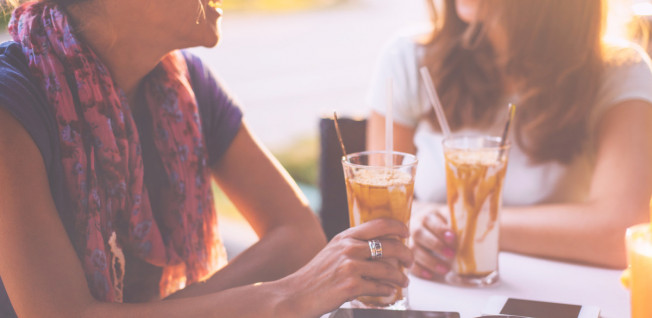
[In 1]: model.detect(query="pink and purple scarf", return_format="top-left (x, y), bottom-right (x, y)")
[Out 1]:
top-left (9, 1), bottom-right (227, 301)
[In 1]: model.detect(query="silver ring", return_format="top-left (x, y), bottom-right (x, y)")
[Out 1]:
top-left (368, 239), bottom-right (383, 260)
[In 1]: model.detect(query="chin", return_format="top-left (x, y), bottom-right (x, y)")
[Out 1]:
top-left (202, 31), bottom-right (221, 48)
top-left (199, 21), bottom-right (221, 48)
top-left (456, 9), bottom-right (476, 23)
top-left (197, 36), bottom-right (219, 48)
top-left (180, 24), bottom-right (220, 49)
top-left (455, 4), bottom-right (477, 23)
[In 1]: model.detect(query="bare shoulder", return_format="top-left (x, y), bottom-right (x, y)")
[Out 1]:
top-left (596, 99), bottom-right (652, 141)
top-left (601, 99), bottom-right (652, 120)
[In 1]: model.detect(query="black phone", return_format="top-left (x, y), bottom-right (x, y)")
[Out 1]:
top-left (482, 296), bottom-right (600, 318)
top-left (329, 308), bottom-right (460, 318)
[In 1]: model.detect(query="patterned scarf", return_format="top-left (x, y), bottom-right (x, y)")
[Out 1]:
top-left (9, 1), bottom-right (227, 301)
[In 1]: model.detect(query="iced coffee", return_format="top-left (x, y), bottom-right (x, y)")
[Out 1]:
top-left (442, 136), bottom-right (509, 286)
top-left (342, 151), bottom-right (418, 309)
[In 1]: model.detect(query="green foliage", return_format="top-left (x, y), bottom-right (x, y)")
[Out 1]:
top-left (272, 136), bottom-right (319, 186)
top-left (1, 9), bottom-right (11, 31)
top-left (214, 135), bottom-right (321, 220)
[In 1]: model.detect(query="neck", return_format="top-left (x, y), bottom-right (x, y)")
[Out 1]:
top-left (66, 3), bottom-right (172, 104)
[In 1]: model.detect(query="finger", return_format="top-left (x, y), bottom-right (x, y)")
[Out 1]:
top-left (337, 236), bottom-right (371, 259)
top-left (411, 226), bottom-right (455, 261)
top-left (350, 278), bottom-right (395, 299)
top-left (336, 236), bottom-right (412, 267)
top-left (360, 261), bottom-right (410, 288)
top-left (413, 244), bottom-right (451, 277)
top-left (421, 212), bottom-right (456, 247)
top-left (371, 238), bottom-right (414, 268)
top-left (434, 208), bottom-right (448, 223)
top-left (344, 218), bottom-right (409, 241)
top-left (411, 262), bottom-right (435, 281)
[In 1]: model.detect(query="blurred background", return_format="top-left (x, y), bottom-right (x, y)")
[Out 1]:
top-left (1, 0), bottom-right (651, 257)
top-left (190, 0), bottom-right (428, 256)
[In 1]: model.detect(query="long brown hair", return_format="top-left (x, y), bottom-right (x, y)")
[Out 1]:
top-left (423, 0), bottom-right (606, 164)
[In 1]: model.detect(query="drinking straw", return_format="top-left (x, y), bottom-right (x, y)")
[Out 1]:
top-left (419, 66), bottom-right (451, 137)
top-left (386, 78), bottom-right (394, 167)
top-left (332, 111), bottom-right (347, 157)
top-left (498, 103), bottom-right (516, 159)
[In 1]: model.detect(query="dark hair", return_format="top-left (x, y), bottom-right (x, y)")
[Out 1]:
top-left (422, 0), bottom-right (605, 164)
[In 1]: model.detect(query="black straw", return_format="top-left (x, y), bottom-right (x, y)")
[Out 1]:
top-left (333, 112), bottom-right (347, 157)
top-left (498, 103), bottom-right (516, 159)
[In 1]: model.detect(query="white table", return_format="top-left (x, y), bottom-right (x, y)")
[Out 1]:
top-left (327, 252), bottom-right (630, 318)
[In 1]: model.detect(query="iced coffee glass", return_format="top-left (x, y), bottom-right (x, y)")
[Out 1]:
top-left (342, 151), bottom-right (418, 310)
top-left (624, 223), bottom-right (652, 318)
top-left (442, 135), bottom-right (510, 287)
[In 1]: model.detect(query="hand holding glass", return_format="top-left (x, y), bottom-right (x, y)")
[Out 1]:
top-left (343, 151), bottom-right (418, 309)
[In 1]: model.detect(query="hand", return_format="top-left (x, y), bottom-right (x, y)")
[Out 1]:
top-left (410, 201), bottom-right (457, 281)
top-left (278, 218), bottom-right (414, 317)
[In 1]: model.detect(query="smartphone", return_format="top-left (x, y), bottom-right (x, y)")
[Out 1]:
top-left (482, 296), bottom-right (600, 318)
top-left (329, 308), bottom-right (460, 318)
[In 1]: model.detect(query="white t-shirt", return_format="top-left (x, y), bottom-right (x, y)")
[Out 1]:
top-left (367, 32), bottom-right (652, 206)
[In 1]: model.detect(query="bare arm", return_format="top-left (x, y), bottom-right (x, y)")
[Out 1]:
top-left (500, 100), bottom-right (652, 268)
top-left (366, 110), bottom-right (417, 154)
top-left (0, 108), bottom-right (412, 318)
top-left (168, 121), bottom-right (327, 298)
top-left (0, 108), bottom-right (293, 317)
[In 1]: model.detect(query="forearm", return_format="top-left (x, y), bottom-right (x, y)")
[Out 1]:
top-left (500, 202), bottom-right (646, 268)
top-left (168, 214), bottom-right (326, 299)
top-left (224, 220), bottom-right (326, 283)
top-left (82, 281), bottom-right (296, 318)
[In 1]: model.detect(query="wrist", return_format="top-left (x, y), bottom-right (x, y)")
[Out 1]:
top-left (266, 278), bottom-right (305, 318)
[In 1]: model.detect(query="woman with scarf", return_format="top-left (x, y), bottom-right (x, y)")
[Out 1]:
top-left (366, 0), bottom-right (652, 280)
top-left (0, 0), bottom-right (413, 317)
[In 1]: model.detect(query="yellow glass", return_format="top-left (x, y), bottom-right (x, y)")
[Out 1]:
top-left (342, 151), bottom-right (418, 310)
top-left (625, 223), bottom-right (652, 318)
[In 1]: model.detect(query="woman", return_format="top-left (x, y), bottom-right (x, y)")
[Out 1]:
top-left (367, 0), bottom-right (652, 281)
top-left (0, 0), bottom-right (412, 317)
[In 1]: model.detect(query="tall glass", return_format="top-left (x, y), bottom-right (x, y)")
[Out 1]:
top-left (625, 223), bottom-right (652, 318)
top-left (442, 136), bottom-right (510, 287)
top-left (342, 151), bottom-right (418, 310)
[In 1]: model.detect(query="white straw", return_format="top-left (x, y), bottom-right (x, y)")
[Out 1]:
top-left (419, 66), bottom-right (451, 137)
top-left (385, 78), bottom-right (393, 167)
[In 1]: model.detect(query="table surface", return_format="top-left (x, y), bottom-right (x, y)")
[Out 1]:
top-left (326, 252), bottom-right (629, 318)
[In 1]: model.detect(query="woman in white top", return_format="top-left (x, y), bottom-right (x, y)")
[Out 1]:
top-left (367, 0), bottom-right (652, 280)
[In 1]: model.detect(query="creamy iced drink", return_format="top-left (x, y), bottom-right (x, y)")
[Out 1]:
top-left (443, 136), bottom-right (509, 286)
